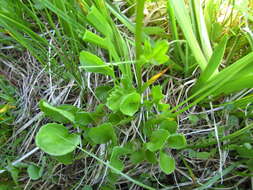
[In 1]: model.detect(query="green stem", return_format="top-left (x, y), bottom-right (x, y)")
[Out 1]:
top-left (186, 123), bottom-right (253, 149)
top-left (77, 147), bottom-right (155, 190)
top-left (135, 0), bottom-right (145, 91)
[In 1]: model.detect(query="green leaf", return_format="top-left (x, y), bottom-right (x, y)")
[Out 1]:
top-left (167, 133), bottom-right (187, 149)
top-left (146, 129), bottom-right (170, 152)
top-left (159, 119), bottom-right (178, 134)
top-left (7, 164), bottom-right (19, 185)
top-left (188, 149), bottom-right (212, 159)
top-left (35, 123), bottom-right (80, 156)
top-left (150, 40), bottom-right (169, 65)
top-left (157, 103), bottom-right (170, 112)
top-left (83, 30), bottom-right (108, 49)
top-left (53, 152), bottom-right (74, 165)
top-left (86, 6), bottom-right (112, 37)
top-left (120, 92), bottom-right (141, 116)
top-left (88, 123), bottom-right (117, 145)
top-left (234, 143), bottom-right (253, 158)
top-left (79, 51), bottom-right (114, 77)
top-left (27, 164), bottom-right (42, 180)
top-left (130, 149), bottom-right (146, 164)
top-left (95, 85), bottom-right (112, 102)
top-left (151, 85), bottom-right (164, 103)
top-left (188, 115), bottom-right (199, 125)
top-left (75, 112), bottom-right (93, 126)
top-left (199, 36), bottom-right (228, 82)
top-left (39, 100), bottom-right (75, 124)
top-left (142, 40), bottom-right (169, 65)
top-left (169, 0), bottom-right (208, 70)
top-left (145, 150), bottom-right (157, 164)
top-left (246, 159), bottom-right (253, 172)
top-left (227, 115), bottom-right (239, 127)
top-left (110, 146), bottom-right (131, 172)
top-left (159, 151), bottom-right (175, 174)
top-left (106, 86), bottom-right (125, 112)
top-left (192, 0), bottom-right (213, 60)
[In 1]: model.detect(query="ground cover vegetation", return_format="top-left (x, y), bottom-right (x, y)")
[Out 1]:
top-left (0, 0), bottom-right (253, 189)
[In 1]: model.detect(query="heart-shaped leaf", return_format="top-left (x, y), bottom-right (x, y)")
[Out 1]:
top-left (35, 123), bottom-right (80, 156)
top-left (39, 101), bottom-right (75, 124)
top-left (167, 133), bottom-right (187, 149)
top-left (120, 92), bottom-right (141, 116)
top-left (159, 151), bottom-right (175, 174)
top-left (80, 51), bottom-right (114, 77)
top-left (146, 129), bottom-right (170, 152)
top-left (88, 123), bottom-right (117, 145)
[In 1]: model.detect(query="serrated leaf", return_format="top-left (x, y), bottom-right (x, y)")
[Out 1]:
top-left (146, 129), bottom-right (170, 152)
top-left (159, 151), bottom-right (175, 174)
top-left (167, 133), bottom-right (187, 149)
top-left (143, 40), bottom-right (169, 65)
top-left (106, 86), bottom-right (125, 112)
top-left (35, 123), bottom-right (80, 156)
top-left (88, 123), bottom-right (117, 145)
top-left (39, 100), bottom-right (75, 124)
top-left (150, 40), bottom-right (169, 65)
top-left (120, 92), bottom-right (141, 116)
top-left (80, 51), bottom-right (114, 77)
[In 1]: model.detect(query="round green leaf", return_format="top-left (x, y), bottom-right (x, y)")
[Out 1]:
top-left (167, 133), bottom-right (187, 149)
top-left (35, 123), bottom-right (80, 156)
top-left (159, 151), bottom-right (175, 175)
top-left (27, 164), bottom-right (42, 180)
top-left (120, 92), bottom-right (141, 116)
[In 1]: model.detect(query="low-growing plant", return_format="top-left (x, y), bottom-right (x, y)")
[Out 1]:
top-left (1, 0), bottom-right (252, 189)
top-left (32, 0), bottom-right (253, 189)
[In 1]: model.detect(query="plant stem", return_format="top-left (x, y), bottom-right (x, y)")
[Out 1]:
top-left (77, 147), bottom-right (155, 190)
top-left (135, 0), bottom-right (145, 91)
